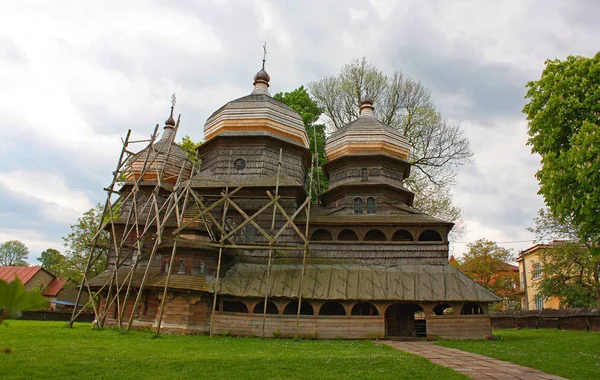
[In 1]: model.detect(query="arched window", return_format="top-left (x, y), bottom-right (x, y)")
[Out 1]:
top-left (283, 301), bottom-right (314, 315)
top-left (222, 300), bottom-right (248, 313)
top-left (338, 229), bottom-right (359, 241)
top-left (162, 259), bottom-right (169, 274)
top-left (353, 197), bottom-right (363, 214)
top-left (432, 303), bottom-right (453, 315)
top-left (319, 302), bottom-right (346, 315)
top-left (364, 229), bottom-right (387, 241)
top-left (367, 197), bottom-right (376, 214)
top-left (200, 261), bottom-right (207, 275)
top-left (253, 301), bottom-right (279, 314)
top-left (310, 229), bottom-right (333, 241)
top-left (177, 259), bottom-right (186, 274)
top-left (351, 303), bottom-right (379, 316)
top-left (392, 230), bottom-right (414, 242)
top-left (418, 229), bottom-right (443, 242)
top-left (361, 168), bottom-right (368, 180)
top-left (461, 302), bottom-right (484, 315)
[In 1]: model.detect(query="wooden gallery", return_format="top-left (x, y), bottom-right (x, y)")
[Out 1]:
top-left (86, 63), bottom-right (500, 340)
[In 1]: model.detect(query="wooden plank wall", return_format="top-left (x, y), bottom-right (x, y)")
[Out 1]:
top-left (426, 315), bottom-right (492, 339)
top-left (212, 313), bottom-right (384, 339)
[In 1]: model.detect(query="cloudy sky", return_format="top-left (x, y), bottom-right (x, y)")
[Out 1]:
top-left (1, 0), bottom-right (598, 264)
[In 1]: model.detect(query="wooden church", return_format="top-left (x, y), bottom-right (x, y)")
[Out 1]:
top-left (88, 61), bottom-right (500, 340)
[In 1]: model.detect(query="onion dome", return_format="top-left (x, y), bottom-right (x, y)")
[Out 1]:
top-left (165, 106), bottom-right (176, 127)
top-left (325, 95), bottom-right (411, 162)
top-left (203, 67), bottom-right (309, 148)
top-left (124, 105), bottom-right (193, 185)
top-left (253, 68), bottom-right (270, 85)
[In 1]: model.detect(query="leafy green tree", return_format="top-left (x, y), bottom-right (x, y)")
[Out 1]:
top-left (179, 135), bottom-right (203, 165)
top-left (523, 53), bottom-right (600, 250)
top-left (60, 204), bottom-right (109, 285)
top-left (37, 249), bottom-right (66, 275)
top-left (528, 208), bottom-right (600, 306)
top-left (457, 239), bottom-right (520, 310)
top-left (0, 240), bottom-right (29, 266)
top-left (273, 86), bottom-right (328, 195)
top-left (308, 58), bottom-right (471, 231)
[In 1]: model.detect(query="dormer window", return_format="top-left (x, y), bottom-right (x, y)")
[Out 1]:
top-left (361, 168), bottom-right (368, 181)
top-left (178, 259), bottom-right (186, 274)
top-left (367, 197), bottom-right (376, 214)
top-left (353, 197), bottom-right (363, 214)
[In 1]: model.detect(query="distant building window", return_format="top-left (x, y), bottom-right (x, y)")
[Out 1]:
top-left (361, 168), bottom-right (368, 180)
top-left (532, 263), bottom-right (542, 280)
top-left (367, 197), bottom-right (376, 214)
top-left (178, 259), bottom-right (186, 274)
top-left (200, 261), bottom-right (207, 275)
top-left (234, 158), bottom-right (246, 170)
top-left (535, 294), bottom-right (544, 310)
top-left (162, 259), bottom-right (170, 274)
top-left (353, 197), bottom-right (363, 214)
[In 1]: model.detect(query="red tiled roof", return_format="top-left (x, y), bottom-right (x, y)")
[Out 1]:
top-left (0, 266), bottom-right (44, 284)
top-left (43, 277), bottom-right (68, 296)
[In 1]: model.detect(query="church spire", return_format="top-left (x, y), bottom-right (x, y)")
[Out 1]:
top-left (252, 43), bottom-right (270, 95)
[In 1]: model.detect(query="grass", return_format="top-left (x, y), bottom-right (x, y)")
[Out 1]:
top-left (437, 329), bottom-right (600, 380)
top-left (0, 321), bottom-right (465, 380)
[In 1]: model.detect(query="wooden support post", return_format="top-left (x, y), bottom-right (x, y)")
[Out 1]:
top-left (262, 148), bottom-right (282, 338)
top-left (209, 150), bottom-right (232, 336)
top-left (70, 128), bottom-right (135, 327)
top-left (295, 154), bottom-right (315, 339)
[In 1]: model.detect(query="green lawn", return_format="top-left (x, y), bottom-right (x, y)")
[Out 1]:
top-left (437, 329), bottom-right (600, 380)
top-left (0, 321), bottom-right (464, 380)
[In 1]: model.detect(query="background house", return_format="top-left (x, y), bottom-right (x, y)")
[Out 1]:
top-left (517, 244), bottom-right (560, 310)
top-left (0, 266), bottom-right (88, 310)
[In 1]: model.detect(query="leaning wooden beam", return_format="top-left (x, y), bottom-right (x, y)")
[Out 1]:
top-left (187, 189), bottom-right (236, 246)
top-left (270, 195), bottom-right (311, 242)
top-left (262, 148), bottom-right (283, 338)
top-left (173, 186), bottom-right (244, 235)
top-left (70, 129), bottom-right (135, 327)
top-left (125, 237), bottom-right (161, 332)
top-left (155, 240), bottom-right (178, 336)
top-left (218, 196), bottom-right (279, 244)
top-left (155, 150), bottom-right (192, 336)
top-left (267, 192), bottom-right (309, 245)
top-left (225, 197), bottom-right (275, 245)
top-left (295, 154), bottom-right (315, 339)
top-left (209, 151), bottom-right (232, 336)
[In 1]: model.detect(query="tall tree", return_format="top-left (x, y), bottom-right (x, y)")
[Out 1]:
top-left (61, 204), bottom-right (109, 284)
top-left (457, 239), bottom-right (520, 310)
top-left (0, 240), bottom-right (29, 266)
top-left (179, 135), bottom-right (203, 165)
top-left (523, 53), bottom-right (600, 250)
top-left (37, 248), bottom-right (67, 277)
top-left (528, 209), bottom-right (600, 306)
top-left (309, 58), bottom-right (472, 229)
top-left (273, 86), bottom-right (328, 194)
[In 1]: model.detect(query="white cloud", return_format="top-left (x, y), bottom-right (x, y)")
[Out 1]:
top-left (0, 228), bottom-right (63, 265)
top-left (0, 0), bottom-right (597, 264)
top-left (0, 171), bottom-right (93, 223)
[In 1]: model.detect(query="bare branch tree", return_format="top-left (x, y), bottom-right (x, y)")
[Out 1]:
top-left (309, 58), bottom-right (473, 230)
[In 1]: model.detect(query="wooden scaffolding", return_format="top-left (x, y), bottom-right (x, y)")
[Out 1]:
top-left (69, 114), bottom-right (320, 338)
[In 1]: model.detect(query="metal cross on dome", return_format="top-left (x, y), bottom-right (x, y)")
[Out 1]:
top-left (171, 93), bottom-right (177, 108)
top-left (262, 42), bottom-right (267, 69)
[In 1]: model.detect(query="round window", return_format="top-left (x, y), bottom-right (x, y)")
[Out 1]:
top-left (234, 158), bottom-right (246, 170)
